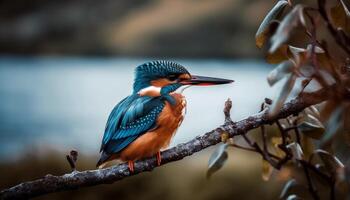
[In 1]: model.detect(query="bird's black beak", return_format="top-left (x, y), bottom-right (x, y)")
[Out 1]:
top-left (180, 75), bottom-right (234, 86)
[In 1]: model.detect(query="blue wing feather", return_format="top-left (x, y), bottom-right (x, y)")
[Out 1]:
top-left (100, 94), bottom-right (165, 154)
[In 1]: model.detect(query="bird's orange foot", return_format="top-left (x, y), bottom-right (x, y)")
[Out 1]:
top-left (128, 161), bottom-right (134, 173)
top-left (156, 151), bottom-right (162, 166)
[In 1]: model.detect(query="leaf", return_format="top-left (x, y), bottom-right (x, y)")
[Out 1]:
top-left (298, 122), bottom-right (324, 139)
top-left (340, 0), bottom-right (350, 17)
top-left (271, 136), bottom-right (285, 157)
top-left (302, 136), bottom-right (315, 158)
top-left (267, 60), bottom-right (295, 86)
top-left (207, 143), bottom-right (229, 179)
top-left (320, 100), bottom-right (339, 122)
top-left (266, 45), bottom-right (289, 64)
top-left (269, 5), bottom-right (305, 53)
top-left (255, 0), bottom-right (289, 48)
top-left (279, 179), bottom-right (297, 199)
top-left (288, 45), bottom-right (307, 66)
top-left (306, 44), bottom-right (325, 54)
top-left (321, 106), bottom-right (344, 144)
top-left (314, 149), bottom-right (344, 174)
top-left (305, 105), bottom-right (320, 119)
top-left (298, 114), bottom-right (325, 139)
top-left (262, 159), bottom-right (273, 181)
top-left (344, 106), bottom-right (350, 146)
top-left (286, 194), bottom-right (300, 200)
top-left (287, 142), bottom-right (303, 161)
top-left (268, 73), bottom-right (296, 117)
top-left (330, 3), bottom-right (350, 32)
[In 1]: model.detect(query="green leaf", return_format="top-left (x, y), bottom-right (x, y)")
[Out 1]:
top-left (207, 143), bottom-right (229, 179)
top-left (268, 73), bottom-right (296, 117)
top-left (269, 5), bottom-right (305, 53)
top-left (267, 60), bottom-right (294, 86)
top-left (255, 0), bottom-right (289, 48)
top-left (279, 179), bottom-right (297, 199)
top-left (321, 106), bottom-right (344, 144)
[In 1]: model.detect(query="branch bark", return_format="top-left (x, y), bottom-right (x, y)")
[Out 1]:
top-left (0, 87), bottom-right (332, 200)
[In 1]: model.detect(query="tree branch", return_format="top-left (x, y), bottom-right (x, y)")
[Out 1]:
top-left (0, 87), bottom-right (332, 200)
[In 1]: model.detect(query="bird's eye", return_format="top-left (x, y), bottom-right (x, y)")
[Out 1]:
top-left (168, 74), bottom-right (178, 81)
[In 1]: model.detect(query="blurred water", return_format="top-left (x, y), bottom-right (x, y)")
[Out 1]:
top-left (0, 57), bottom-right (276, 161)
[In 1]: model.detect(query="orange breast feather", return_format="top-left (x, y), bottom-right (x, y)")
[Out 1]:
top-left (119, 93), bottom-right (186, 161)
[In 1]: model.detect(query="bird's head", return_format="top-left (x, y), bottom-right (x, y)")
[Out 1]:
top-left (133, 61), bottom-right (233, 97)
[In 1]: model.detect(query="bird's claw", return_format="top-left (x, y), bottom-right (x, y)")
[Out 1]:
top-left (128, 161), bottom-right (134, 173)
top-left (156, 151), bottom-right (162, 166)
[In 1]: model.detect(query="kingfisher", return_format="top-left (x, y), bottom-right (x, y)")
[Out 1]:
top-left (97, 61), bottom-right (233, 171)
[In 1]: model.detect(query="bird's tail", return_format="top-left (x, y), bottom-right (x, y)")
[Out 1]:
top-left (96, 151), bottom-right (110, 169)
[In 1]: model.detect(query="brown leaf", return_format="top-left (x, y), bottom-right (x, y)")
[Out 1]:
top-left (271, 136), bottom-right (285, 157)
top-left (279, 179), bottom-right (297, 199)
top-left (266, 45), bottom-right (289, 64)
top-left (287, 142), bottom-right (304, 161)
top-left (207, 143), bottom-right (229, 179)
top-left (298, 113), bottom-right (325, 139)
top-left (262, 159), bottom-right (273, 181)
top-left (321, 106), bottom-right (344, 145)
top-left (344, 105), bottom-right (350, 146)
top-left (340, 0), bottom-right (350, 16)
top-left (298, 121), bottom-right (324, 139)
top-left (255, 0), bottom-right (289, 48)
top-left (314, 149), bottom-right (344, 175)
top-left (305, 105), bottom-right (320, 119)
top-left (302, 136), bottom-right (315, 158)
top-left (269, 5), bottom-right (305, 53)
top-left (286, 194), bottom-right (301, 200)
top-left (330, 3), bottom-right (350, 33)
top-left (320, 100), bottom-right (339, 122)
top-left (267, 60), bottom-right (295, 86)
top-left (288, 45), bottom-right (308, 66)
top-left (268, 74), bottom-right (296, 117)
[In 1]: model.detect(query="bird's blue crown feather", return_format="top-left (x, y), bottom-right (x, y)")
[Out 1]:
top-left (133, 60), bottom-right (189, 93)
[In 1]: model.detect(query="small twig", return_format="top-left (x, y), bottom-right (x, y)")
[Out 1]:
top-left (66, 150), bottom-right (78, 171)
top-left (276, 120), bottom-right (288, 145)
top-left (242, 133), bottom-right (281, 168)
top-left (230, 143), bottom-right (281, 160)
top-left (224, 98), bottom-right (233, 124)
top-left (299, 78), bottom-right (312, 96)
top-left (260, 102), bottom-right (268, 153)
top-left (274, 120), bottom-right (293, 168)
top-left (300, 161), bottom-right (320, 200)
top-left (293, 121), bottom-right (301, 145)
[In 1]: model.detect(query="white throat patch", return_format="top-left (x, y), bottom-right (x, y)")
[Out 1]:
top-left (138, 85), bottom-right (191, 97)
top-left (138, 86), bottom-right (161, 97)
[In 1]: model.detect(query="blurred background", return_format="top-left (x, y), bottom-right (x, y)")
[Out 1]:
top-left (0, 0), bottom-right (288, 199)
